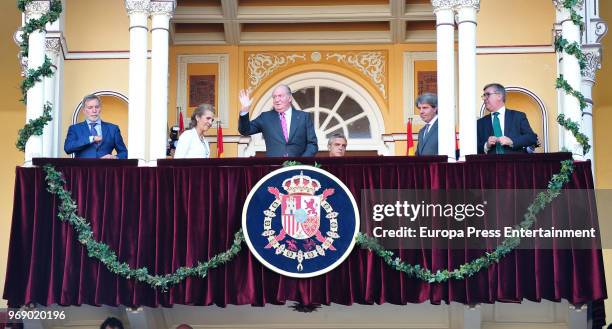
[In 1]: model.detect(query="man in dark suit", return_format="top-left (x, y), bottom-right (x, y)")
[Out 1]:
top-left (238, 85), bottom-right (318, 157)
top-left (64, 94), bottom-right (128, 159)
top-left (415, 93), bottom-right (438, 156)
top-left (477, 83), bottom-right (537, 154)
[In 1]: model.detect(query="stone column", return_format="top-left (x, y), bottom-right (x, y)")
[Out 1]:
top-left (149, 0), bottom-right (175, 162)
top-left (456, 1), bottom-right (479, 159)
top-left (432, 0), bottom-right (456, 161)
top-left (554, 0), bottom-right (584, 159)
top-left (43, 37), bottom-right (62, 157)
top-left (580, 47), bottom-right (600, 176)
top-left (24, 1), bottom-right (50, 165)
top-left (125, 0), bottom-right (150, 163)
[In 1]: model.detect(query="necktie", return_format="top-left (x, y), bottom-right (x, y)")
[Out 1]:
top-left (280, 112), bottom-right (289, 142)
top-left (423, 123), bottom-right (430, 139)
top-left (492, 112), bottom-right (504, 154)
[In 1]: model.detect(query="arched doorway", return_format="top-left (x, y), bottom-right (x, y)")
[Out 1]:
top-left (244, 72), bottom-right (386, 156)
top-left (71, 90), bottom-right (129, 146)
top-left (479, 86), bottom-right (548, 152)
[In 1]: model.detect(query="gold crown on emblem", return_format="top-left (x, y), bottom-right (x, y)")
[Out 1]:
top-left (282, 171), bottom-right (321, 195)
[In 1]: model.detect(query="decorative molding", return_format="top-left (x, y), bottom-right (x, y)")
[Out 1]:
top-left (25, 1), bottom-right (50, 18)
top-left (247, 53), bottom-right (307, 89)
top-left (149, 0), bottom-right (175, 17)
top-left (431, 0), bottom-right (456, 10)
top-left (65, 51), bottom-right (151, 60)
top-left (581, 47), bottom-right (601, 81)
top-left (326, 51), bottom-right (387, 99)
top-left (591, 18), bottom-right (608, 43)
top-left (454, 0), bottom-right (480, 10)
top-left (246, 51), bottom-right (388, 101)
top-left (125, 0), bottom-right (150, 15)
top-left (476, 45), bottom-right (554, 54)
top-left (45, 38), bottom-right (61, 56)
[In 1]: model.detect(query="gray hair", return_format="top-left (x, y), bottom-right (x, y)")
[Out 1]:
top-left (327, 133), bottom-right (347, 147)
top-left (483, 83), bottom-right (506, 102)
top-left (415, 93), bottom-right (438, 108)
top-left (275, 84), bottom-right (292, 95)
top-left (81, 94), bottom-right (101, 109)
top-left (189, 103), bottom-right (215, 129)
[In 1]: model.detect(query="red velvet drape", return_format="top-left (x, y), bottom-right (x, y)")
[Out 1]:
top-left (3, 154), bottom-right (606, 313)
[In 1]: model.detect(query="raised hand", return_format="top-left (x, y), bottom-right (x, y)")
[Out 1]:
top-left (239, 89), bottom-right (252, 112)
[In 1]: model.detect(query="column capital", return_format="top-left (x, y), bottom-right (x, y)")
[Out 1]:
top-left (25, 0), bottom-right (50, 20)
top-left (45, 37), bottom-right (61, 56)
top-left (150, 0), bottom-right (175, 17)
top-left (431, 0), bottom-right (456, 11)
top-left (125, 0), bottom-right (150, 15)
top-left (552, 0), bottom-right (584, 12)
top-left (455, 0), bottom-right (480, 11)
top-left (581, 46), bottom-right (601, 82)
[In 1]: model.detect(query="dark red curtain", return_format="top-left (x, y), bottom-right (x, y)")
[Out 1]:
top-left (3, 154), bottom-right (607, 312)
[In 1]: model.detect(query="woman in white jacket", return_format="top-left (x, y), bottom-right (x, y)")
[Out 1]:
top-left (174, 104), bottom-right (214, 158)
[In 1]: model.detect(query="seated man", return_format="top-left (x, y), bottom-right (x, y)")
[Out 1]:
top-left (328, 133), bottom-right (347, 157)
top-left (64, 94), bottom-right (128, 159)
top-left (477, 83), bottom-right (537, 154)
top-left (238, 85), bottom-right (318, 157)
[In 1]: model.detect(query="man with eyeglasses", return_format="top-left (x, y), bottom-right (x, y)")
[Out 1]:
top-left (476, 83), bottom-right (537, 154)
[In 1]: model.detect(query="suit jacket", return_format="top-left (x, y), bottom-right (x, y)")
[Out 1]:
top-left (416, 120), bottom-right (438, 156)
top-left (239, 108), bottom-right (318, 157)
top-left (476, 109), bottom-right (537, 154)
top-left (174, 128), bottom-right (210, 159)
top-left (64, 121), bottom-right (128, 159)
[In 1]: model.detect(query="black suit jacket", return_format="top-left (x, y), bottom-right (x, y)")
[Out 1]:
top-left (476, 109), bottom-right (537, 154)
top-left (238, 108), bottom-right (318, 157)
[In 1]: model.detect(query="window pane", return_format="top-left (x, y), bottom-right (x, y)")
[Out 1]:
top-left (348, 116), bottom-right (371, 138)
top-left (327, 117), bottom-right (340, 131)
top-left (337, 96), bottom-right (363, 121)
top-left (318, 112), bottom-right (328, 127)
top-left (292, 87), bottom-right (315, 110)
top-left (319, 87), bottom-right (342, 110)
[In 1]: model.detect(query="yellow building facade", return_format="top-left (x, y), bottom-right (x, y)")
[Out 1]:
top-left (1, 0), bottom-right (611, 327)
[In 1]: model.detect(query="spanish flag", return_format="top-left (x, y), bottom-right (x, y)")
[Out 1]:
top-left (406, 119), bottom-right (415, 156)
top-left (217, 122), bottom-right (224, 158)
top-left (178, 110), bottom-right (185, 133)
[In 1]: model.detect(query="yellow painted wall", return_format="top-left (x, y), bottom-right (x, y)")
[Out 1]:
top-left (0, 1), bottom-right (25, 308)
top-left (477, 0), bottom-right (555, 46)
top-left (65, 0), bottom-right (132, 51)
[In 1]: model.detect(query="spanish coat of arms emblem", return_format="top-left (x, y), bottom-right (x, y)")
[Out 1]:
top-left (242, 166), bottom-right (359, 278)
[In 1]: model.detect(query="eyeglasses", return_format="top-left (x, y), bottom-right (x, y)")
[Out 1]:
top-left (481, 92), bottom-right (500, 99)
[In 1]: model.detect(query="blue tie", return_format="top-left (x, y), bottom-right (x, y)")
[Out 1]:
top-left (90, 122), bottom-right (98, 137)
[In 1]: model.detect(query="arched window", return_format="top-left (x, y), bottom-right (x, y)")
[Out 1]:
top-left (244, 72), bottom-right (386, 156)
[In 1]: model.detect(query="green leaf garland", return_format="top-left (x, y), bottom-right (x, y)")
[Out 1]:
top-left (15, 0), bottom-right (62, 152)
top-left (43, 164), bottom-right (244, 292)
top-left (16, 102), bottom-right (53, 151)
